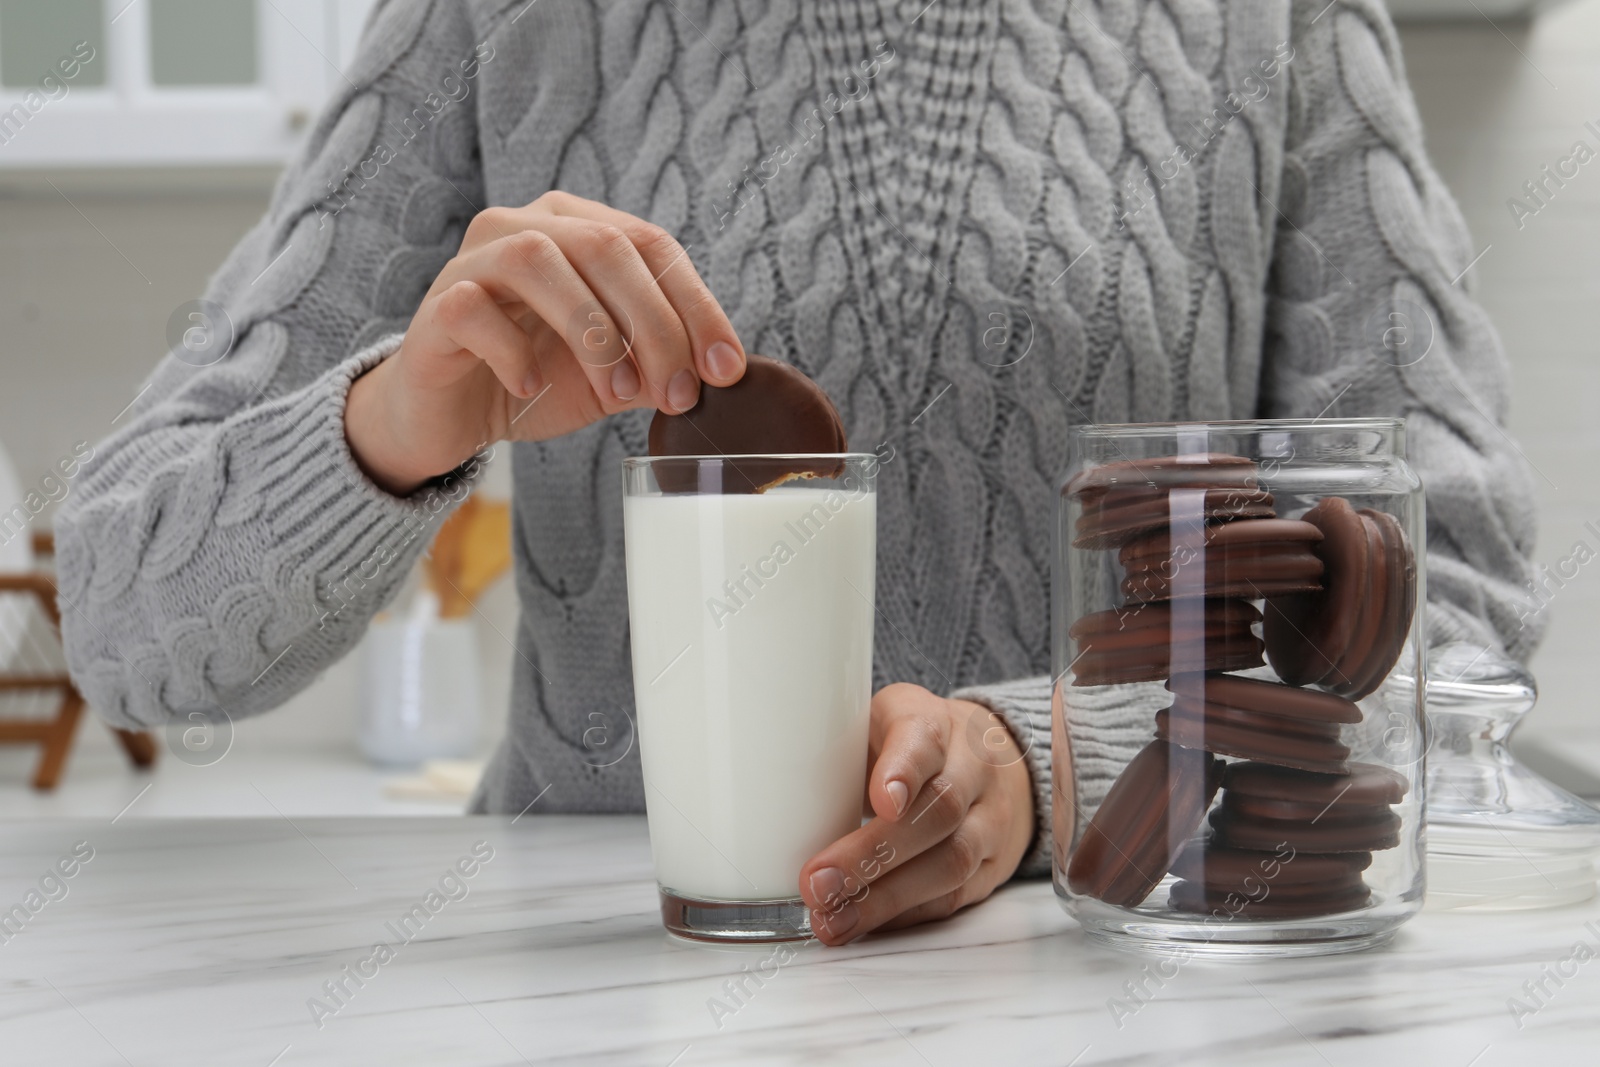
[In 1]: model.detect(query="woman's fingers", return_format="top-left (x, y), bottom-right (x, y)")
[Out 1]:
top-left (875, 860), bottom-right (1005, 932)
top-left (422, 281), bottom-right (544, 398)
top-left (535, 214), bottom-right (699, 413)
top-left (455, 215), bottom-right (715, 415)
top-left (800, 760), bottom-right (981, 940)
top-left (443, 193), bottom-right (742, 416)
top-left (453, 228), bottom-right (638, 409)
top-left (800, 685), bottom-right (1037, 946)
top-left (541, 192), bottom-right (746, 386)
top-left (794, 686), bottom-right (1035, 948)
top-left (364, 194), bottom-right (745, 491)
top-left (806, 691), bottom-right (981, 903)
top-left (868, 687), bottom-right (954, 821)
top-left (811, 801), bottom-right (1009, 945)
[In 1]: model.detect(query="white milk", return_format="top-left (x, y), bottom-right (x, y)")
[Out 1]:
top-left (623, 484), bottom-right (876, 901)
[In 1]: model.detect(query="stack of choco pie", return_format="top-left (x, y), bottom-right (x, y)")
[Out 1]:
top-left (1063, 455), bottom-right (1416, 920)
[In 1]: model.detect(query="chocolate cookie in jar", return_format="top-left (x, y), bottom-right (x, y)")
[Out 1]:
top-left (1053, 420), bottom-right (1424, 957)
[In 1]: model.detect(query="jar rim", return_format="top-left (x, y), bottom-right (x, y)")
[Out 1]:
top-left (1069, 417), bottom-right (1403, 438)
top-left (623, 452), bottom-right (877, 467)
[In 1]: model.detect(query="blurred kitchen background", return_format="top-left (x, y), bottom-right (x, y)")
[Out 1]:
top-left (0, 0), bottom-right (1596, 815)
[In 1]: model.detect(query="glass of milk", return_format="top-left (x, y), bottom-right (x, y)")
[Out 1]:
top-left (622, 454), bottom-right (878, 941)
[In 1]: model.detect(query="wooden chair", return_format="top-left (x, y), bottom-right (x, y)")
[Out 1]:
top-left (0, 531), bottom-right (155, 789)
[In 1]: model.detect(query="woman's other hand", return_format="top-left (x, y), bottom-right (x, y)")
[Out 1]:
top-left (800, 683), bottom-right (1035, 945)
top-left (344, 191), bottom-right (746, 494)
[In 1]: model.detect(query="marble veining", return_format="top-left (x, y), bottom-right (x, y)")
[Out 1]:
top-left (0, 816), bottom-right (1595, 1065)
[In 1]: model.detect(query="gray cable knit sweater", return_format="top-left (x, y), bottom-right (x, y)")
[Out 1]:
top-left (57, 0), bottom-right (1540, 879)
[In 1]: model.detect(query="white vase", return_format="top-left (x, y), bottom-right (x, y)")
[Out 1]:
top-left (360, 593), bottom-right (483, 767)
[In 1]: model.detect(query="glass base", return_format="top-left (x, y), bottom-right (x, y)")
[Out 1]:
top-left (1425, 820), bottom-right (1600, 912)
top-left (1062, 885), bottom-right (1414, 959)
top-left (659, 888), bottom-right (812, 943)
top-left (1422, 645), bottom-right (1600, 912)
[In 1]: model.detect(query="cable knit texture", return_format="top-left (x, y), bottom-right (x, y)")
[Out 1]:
top-left (58, 0), bottom-right (1540, 880)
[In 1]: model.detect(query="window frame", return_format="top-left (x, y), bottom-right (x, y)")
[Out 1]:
top-left (0, 0), bottom-right (378, 168)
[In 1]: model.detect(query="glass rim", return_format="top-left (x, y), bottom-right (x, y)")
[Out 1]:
top-left (622, 452), bottom-right (878, 467)
top-left (1069, 417), bottom-right (1403, 438)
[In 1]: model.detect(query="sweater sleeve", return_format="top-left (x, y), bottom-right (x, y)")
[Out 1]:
top-left (1258, 0), bottom-right (1541, 667)
top-left (56, 0), bottom-right (494, 729)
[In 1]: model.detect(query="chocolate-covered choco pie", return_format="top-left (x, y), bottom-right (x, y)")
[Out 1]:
top-left (1208, 805), bottom-right (1401, 853)
top-left (1223, 760), bottom-right (1409, 808)
top-left (647, 354), bottom-right (847, 492)
top-left (1154, 673), bottom-right (1357, 774)
top-left (1066, 740), bottom-right (1221, 907)
top-left (1119, 518), bottom-right (1325, 602)
top-left (1170, 827), bottom-right (1376, 918)
top-left (1264, 497), bottom-right (1416, 700)
top-left (1066, 454), bottom-right (1273, 550)
top-left (1212, 760), bottom-right (1407, 851)
top-left (1155, 708), bottom-right (1351, 775)
top-left (1169, 840), bottom-right (1372, 888)
top-left (1067, 453), bottom-right (1258, 503)
top-left (1068, 601), bottom-right (1263, 687)
top-left (1168, 877), bottom-right (1372, 919)
top-left (1168, 837), bottom-right (1379, 920)
top-left (1165, 760), bottom-right (1406, 917)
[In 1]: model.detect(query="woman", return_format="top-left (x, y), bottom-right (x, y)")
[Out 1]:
top-left (57, 0), bottom-right (1538, 945)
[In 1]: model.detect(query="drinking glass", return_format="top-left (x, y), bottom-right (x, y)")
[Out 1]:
top-left (622, 454), bottom-right (877, 941)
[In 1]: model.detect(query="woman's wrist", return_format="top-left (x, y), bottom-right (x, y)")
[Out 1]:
top-left (343, 358), bottom-right (435, 497)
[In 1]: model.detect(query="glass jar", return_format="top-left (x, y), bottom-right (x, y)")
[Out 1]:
top-left (1053, 420), bottom-right (1426, 956)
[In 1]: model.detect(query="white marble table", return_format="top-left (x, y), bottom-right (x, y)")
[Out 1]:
top-left (1, 816), bottom-right (1595, 1066)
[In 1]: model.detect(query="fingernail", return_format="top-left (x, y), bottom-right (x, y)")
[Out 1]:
top-left (705, 341), bottom-right (741, 381)
top-left (886, 780), bottom-right (909, 817)
top-left (810, 867), bottom-right (846, 907)
top-left (521, 372), bottom-right (541, 398)
top-left (610, 360), bottom-right (640, 401)
top-left (667, 368), bottom-right (700, 412)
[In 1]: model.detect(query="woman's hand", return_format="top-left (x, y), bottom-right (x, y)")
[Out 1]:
top-left (799, 683), bottom-right (1035, 945)
top-left (344, 191), bottom-right (746, 494)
